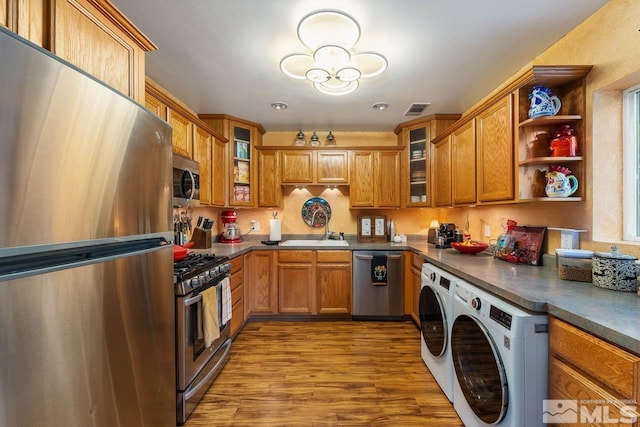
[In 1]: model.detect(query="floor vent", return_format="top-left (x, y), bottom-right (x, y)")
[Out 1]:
top-left (404, 102), bottom-right (431, 116)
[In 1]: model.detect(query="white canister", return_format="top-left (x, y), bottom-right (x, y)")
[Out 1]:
top-left (592, 246), bottom-right (638, 292)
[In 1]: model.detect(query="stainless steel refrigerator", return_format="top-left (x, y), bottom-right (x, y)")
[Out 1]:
top-left (0, 27), bottom-right (175, 426)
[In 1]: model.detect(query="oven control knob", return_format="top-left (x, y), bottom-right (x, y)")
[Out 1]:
top-left (471, 297), bottom-right (481, 311)
top-left (209, 266), bottom-right (219, 279)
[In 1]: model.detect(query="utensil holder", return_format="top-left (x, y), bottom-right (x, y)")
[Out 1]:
top-left (190, 227), bottom-right (211, 249)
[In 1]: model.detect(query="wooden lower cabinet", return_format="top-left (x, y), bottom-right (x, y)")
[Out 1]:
top-left (316, 250), bottom-right (351, 315)
top-left (406, 252), bottom-right (423, 325)
top-left (548, 316), bottom-right (640, 427)
top-left (246, 249), bottom-right (352, 317)
top-left (278, 250), bottom-right (315, 314)
top-left (229, 256), bottom-right (244, 336)
top-left (249, 251), bottom-right (278, 315)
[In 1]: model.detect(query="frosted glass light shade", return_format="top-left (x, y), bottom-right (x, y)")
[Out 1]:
top-left (297, 11), bottom-right (360, 50)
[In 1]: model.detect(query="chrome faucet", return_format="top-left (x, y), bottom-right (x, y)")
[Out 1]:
top-left (311, 206), bottom-right (333, 240)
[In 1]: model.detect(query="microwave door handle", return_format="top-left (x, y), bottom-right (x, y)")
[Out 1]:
top-left (181, 168), bottom-right (196, 203)
top-left (183, 294), bottom-right (202, 307)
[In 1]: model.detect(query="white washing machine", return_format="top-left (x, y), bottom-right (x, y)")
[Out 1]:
top-left (419, 263), bottom-right (456, 402)
top-left (450, 280), bottom-right (548, 427)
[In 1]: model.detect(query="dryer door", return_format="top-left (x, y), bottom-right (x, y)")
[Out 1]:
top-left (419, 286), bottom-right (447, 357)
top-left (451, 314), bottom-right (508, 424)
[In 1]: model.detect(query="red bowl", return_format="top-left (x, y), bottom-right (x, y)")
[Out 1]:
top-left (451, 241), bottom-right (489, 255)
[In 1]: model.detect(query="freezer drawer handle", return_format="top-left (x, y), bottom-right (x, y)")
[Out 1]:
top-left (355, 254), bottom-right (402, 260)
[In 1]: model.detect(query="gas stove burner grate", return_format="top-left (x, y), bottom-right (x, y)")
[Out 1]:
top-left (173, 253), bottom-right (230, 285)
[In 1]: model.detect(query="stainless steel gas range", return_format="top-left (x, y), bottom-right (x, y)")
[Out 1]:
top-left (174, 253), bottom-right (232, 424)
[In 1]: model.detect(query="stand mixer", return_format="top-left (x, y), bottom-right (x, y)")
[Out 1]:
top-left (220, 210), bottom-right (242, 243)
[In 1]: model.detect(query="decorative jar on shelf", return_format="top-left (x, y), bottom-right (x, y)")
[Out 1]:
top-left (550, 124), bottom-right (578, 157)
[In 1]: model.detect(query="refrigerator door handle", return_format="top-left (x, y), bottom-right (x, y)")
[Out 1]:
top-left (184, 294), bottom-right (202, 307)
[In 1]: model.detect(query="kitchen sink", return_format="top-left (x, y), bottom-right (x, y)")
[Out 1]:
top-left (280, 239), bottom-right (349, 247)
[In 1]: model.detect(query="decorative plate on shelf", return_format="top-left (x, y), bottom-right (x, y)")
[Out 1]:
top-left (301, 197), bottom-right (331, 227)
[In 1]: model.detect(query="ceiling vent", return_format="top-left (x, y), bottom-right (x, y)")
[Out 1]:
top-left (404, 102), bottom-right (431, 116)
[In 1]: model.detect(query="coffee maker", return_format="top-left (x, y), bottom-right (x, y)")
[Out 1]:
top-left (220, 210), bottom-right (242, 243)
top-left (434, 223), bottom-right (456, 248)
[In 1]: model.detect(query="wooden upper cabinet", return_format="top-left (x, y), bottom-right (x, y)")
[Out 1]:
top-left (395, 115), bottom-right (461, 208)
top-left (0, 1), bottom-right (7, 29)
top-left (211, 136), bottom-right (227, 207)
top-left (145, 90), bottom-right (167, 120)
top-left (281, 150), bottom-right (313, 184)
top-left (193, 125), bottom-right (212, 205)
top-left (167, 108), bottom-right (193, 158)
top-left (451, 120), bottom-right (476, 205)
top-left (52, 0), bottom-right (156, 103)
top-left (433, 138), bottom-right (452, 207)
top-left (350, 150), bottom-right (401, 208)
top-left (376, 151), bottom-right (401, 207)
top-left (258, 150), bottom-right (280, 207)
top-left (477, 95), bottom-right (514, 202)
top-left (2, 0), bottom-right (48, 47)
top-left (316, 151), bottom-right (349, 184)
top-left (350, 151), bottom-right (375, 207)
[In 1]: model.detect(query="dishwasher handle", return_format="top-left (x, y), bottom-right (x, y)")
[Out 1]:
top-left (355, 254), bottom-right (402, 260)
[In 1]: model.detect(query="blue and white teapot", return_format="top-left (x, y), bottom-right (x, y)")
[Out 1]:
top-left (528, 85), bottom-right (561, 119)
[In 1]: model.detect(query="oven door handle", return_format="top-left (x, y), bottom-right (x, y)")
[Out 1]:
top-left (184, 294), bottom-right (202, 307)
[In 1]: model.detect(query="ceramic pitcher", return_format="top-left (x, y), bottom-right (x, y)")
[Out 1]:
top-left (528, 85), bottom-right (561, 119)
top-left (545, 170), bottom-right (578, 197)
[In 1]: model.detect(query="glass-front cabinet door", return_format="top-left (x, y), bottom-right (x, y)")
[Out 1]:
top-left (231, 123), bottom-right (253, 207)
top-left (408, 127), bottom-right (429, 206)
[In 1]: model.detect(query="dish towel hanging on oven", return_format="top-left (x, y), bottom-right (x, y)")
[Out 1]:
top-left (221, 277), bottom-right (232, 325)
top-left (202, 286), bottom-right (220, 347)
top-left (371, 255), bottom-right (388, 286)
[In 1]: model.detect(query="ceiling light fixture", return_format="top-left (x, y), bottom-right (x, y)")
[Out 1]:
top-left (280, 10), bottom-right (387, 96)
top-left (271, 102), bottom-right (288, 110)
top-left (372, 102), bottom-right (389, 110)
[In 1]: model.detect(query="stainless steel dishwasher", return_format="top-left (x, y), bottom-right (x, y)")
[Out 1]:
top-left (352, 251), bottom-right (404, 320)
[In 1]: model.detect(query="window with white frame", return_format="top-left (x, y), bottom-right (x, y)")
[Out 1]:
top-left (623, 84), bottom-right (640, 241)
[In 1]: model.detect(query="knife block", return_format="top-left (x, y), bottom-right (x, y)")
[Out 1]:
top-left (190, 227), bottom-right (211, 249)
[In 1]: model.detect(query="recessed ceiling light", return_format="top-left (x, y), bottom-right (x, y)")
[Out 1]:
top-left (271, 102), bottom-right (288, 110)
top-left (372, 102), bottom-right (389, 110)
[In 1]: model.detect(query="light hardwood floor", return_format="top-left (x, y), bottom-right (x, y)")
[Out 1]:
top-left (185, 320), bottom-right (463, 426)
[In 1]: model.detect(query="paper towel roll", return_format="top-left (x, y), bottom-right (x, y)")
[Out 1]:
top-left (269, 219), bottom-right (282, 241)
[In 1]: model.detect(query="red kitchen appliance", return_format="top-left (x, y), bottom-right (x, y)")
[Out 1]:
top-left (220, 210), bottom-right (242, 243)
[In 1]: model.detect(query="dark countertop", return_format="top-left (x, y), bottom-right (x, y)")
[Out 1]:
top-left (197, 236), bottom-right (640, 355)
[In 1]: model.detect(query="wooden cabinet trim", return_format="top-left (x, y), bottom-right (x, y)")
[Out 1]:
top-left (146, 78), bottom-right (227, 142)
top-left (84, 0), bottom-right (156, 51)
top-left (432, 65), bottom-right (592, 145)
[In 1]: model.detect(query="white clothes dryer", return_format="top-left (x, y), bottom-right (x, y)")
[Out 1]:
top-left (420, 263), bottom-right (456, 402)
top-left (450, 280), bottom-right (548, 427)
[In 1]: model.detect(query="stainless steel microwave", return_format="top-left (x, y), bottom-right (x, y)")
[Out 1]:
top-left (173, 154), bottom-right (200, 207)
